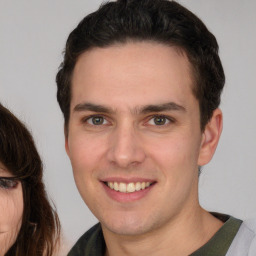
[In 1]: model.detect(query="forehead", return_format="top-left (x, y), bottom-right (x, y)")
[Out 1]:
top-left (71, 42), bottom-right (196, 110)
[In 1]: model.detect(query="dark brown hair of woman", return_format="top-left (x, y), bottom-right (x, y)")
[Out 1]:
top-left (0, 103), bottom-right (60, 256)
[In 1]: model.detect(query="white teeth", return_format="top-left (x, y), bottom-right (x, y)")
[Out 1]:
top-left (127, 183), bottom-right (135, 193)
top-left (109, 182), bottom-right (114, 189)
top-left (119, 183), bottom-right (126, 193)
top-left (107, 181), bottom-right (152, 193)
top-left (114, 182), bottom-right (119, 191)
top-left (135, 182), bottom-right (141, 191)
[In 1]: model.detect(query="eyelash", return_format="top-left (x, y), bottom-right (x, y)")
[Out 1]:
top-left (82, 115), bottom-right (110, 126)
top-left (0, 177), bottom-right (19, 190)
top-left (82, 114), bottom-right (175, 127)
top-left (146, 114), bottom-right (175, 126)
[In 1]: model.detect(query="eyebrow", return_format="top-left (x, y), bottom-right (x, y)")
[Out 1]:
top-left (74, 103), bottom-right (114, 114)
top-left (73, 102), bottom-right (186, 115)
top-left (140, 102), bottom-right (186, 114)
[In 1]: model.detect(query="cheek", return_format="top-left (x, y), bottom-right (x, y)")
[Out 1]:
top-left (0, 190), bottom-right (23, 255)
top-left (0, 187), bottom-right (23, 232)
top-left (146, 134), bottom-right (201, 190)
top-left (148, 134), bottom-right (200, 165)
top-left (68, 134), bottom-right (107, 193)
top-left (68, 133), bottom-right (107, 170)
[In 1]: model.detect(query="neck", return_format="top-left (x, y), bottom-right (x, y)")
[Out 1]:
top-left (103, 207), bottom-right (223, 256)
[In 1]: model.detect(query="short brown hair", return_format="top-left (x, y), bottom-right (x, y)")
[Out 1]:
top-left (56, 0), bottom-right (225, 130)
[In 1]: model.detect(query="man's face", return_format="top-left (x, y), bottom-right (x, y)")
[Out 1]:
top-left (66, 42), bottom-right (211, 236)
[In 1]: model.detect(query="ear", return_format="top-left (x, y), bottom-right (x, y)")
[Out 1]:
top-left (198, 108), bottom-right (223, 166)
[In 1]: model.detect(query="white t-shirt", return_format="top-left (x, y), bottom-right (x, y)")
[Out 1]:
top-left (227, 219), bottom-right (256, 255)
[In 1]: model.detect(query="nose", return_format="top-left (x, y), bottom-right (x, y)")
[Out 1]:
top-left (107, 123), bottom-right (146, 168)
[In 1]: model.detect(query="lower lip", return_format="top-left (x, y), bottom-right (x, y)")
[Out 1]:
top-left (102, 182), bottom-right (155, 202)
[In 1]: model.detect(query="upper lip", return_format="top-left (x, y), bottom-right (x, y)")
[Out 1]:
top-left (101, 177), bottom-right (156, 183)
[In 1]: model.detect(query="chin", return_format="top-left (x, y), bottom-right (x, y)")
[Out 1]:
top-left (105, 224), bottom-right (147, 236)
top-left (101, 214), bottom-right (158, 237)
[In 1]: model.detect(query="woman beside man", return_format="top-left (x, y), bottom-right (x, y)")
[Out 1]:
top-left (0, 103), bottom-right (60, 256)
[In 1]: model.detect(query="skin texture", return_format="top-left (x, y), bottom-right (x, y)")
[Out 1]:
top-left (66, 42), bottom-right (223, 255)
top-left (0, 165), bottom-right (23, 255)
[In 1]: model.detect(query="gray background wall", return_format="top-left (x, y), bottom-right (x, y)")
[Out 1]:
top-left (1, 0), bottom-right (255, 252)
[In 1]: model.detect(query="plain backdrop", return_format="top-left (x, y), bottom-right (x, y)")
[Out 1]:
top-left (1, 0), bottom-right (256, 252)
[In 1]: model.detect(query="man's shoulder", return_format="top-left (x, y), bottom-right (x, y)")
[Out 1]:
top-left (67, 223), bottom-right (105, 256)
top-left (66, 216), bottom-right (256, 256)
top-left (226, 218), bottom-right (256, 256)
top-left (190, 214), bottom-right (242, 256)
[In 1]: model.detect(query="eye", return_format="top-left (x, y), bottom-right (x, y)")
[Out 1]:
top-left (0, 178), bottom-right (19, 189)
top-left (86, 116), bottom-right (107, 125)
top-left (148, 116), bottom-right (171, 126)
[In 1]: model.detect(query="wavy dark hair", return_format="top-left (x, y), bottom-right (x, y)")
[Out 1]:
top-left (0, 103), bottom-right (60, 256)
top-left (56, 0), bottom-right (225, 131)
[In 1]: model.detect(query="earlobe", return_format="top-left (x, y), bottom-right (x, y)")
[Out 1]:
top-left (64, 126), bottom-right (70, 157)
top-left (198, 108), bottom-right (223, 166)
top-left (65, 138), bottom-right (70, 157)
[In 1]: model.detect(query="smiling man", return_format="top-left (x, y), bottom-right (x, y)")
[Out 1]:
top-left (56, 0), bottom-right (256, 255)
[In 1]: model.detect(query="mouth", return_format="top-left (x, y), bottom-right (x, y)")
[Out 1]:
top-left (104, 181), bottom-right (154, 193)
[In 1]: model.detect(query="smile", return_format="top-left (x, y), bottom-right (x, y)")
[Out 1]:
top-left (106, 181), bottom-right (152, 193)
top-left (102, 179), bottom-right (156, 202)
